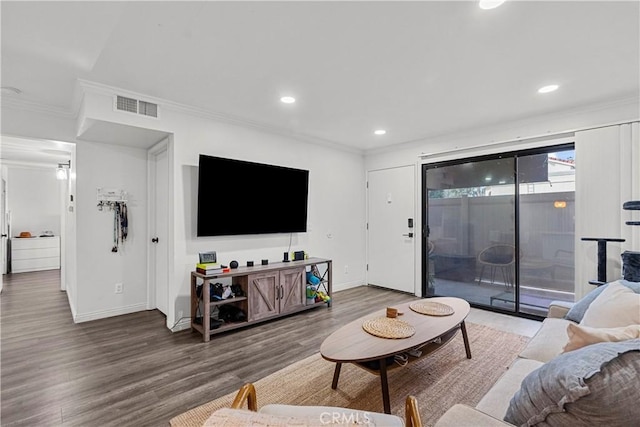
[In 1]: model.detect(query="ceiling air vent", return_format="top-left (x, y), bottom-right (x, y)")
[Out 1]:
top-left (138, 100), bottom-right (158, 118)
top-left (115, 95), bottom-right (159, 118)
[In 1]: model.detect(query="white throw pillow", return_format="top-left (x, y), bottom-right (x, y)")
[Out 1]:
top-left (563, 323), bottom-right (640, 353)
top-left (580, 282), bottom-right (640, 328)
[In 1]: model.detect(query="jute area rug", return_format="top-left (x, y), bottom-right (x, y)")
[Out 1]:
top-left (170, 322), bottom-right (529, 426)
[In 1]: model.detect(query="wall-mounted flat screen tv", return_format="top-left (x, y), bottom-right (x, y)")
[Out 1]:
top-left (197, 154), bottom-right (309, 236)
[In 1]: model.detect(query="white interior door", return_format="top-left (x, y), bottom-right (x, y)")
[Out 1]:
top-left (367, 165), bottom-right (416, 293)
top-left (1, 179), bottom-right (6, 292)
top-left (151, 144), bottom-right (169, 315)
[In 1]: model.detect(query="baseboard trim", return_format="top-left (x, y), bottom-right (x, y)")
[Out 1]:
top-left (171, 317), bottom-right (192, 332)
top-left (332, 281), bottom-right (363, 292)
top-left (74, 303), bottom-right (147, 323)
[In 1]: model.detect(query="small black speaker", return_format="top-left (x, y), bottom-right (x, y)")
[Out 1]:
top-left (229, 260), bottom-right (239, 269)
top-left (261, 259), bottom-right (269, 265)
top-left (247, 261), bottom-right (254, 267)
top-left (283, 252), bottom-right (289, 262)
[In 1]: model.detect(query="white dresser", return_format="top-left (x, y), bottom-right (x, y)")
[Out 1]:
top-left (11, 236), bottom-right (60, 273)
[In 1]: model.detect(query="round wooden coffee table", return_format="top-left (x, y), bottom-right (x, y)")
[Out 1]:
top-left (320, 297), bottom-right (471, 414)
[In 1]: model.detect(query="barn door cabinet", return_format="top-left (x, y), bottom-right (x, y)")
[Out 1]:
top-left (191, 258), bottom-right (332, 342)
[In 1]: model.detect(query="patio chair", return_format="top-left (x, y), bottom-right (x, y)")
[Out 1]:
top-left (477, 244), bottom-right (517, 288)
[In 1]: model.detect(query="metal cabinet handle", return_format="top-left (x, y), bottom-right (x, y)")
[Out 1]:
top-left (402, 232), bottom-right (414, 238)
top-left (151, 237), bottom-right (159, 243)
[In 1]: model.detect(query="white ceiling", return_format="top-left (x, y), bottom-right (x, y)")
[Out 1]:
top-left (1, 1), bottom-right (639, 153)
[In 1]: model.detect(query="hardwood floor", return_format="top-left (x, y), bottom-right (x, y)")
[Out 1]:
top-left (0, 270), bottom-right (540, 426)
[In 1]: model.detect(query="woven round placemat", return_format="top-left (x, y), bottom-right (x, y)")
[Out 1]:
top-left (362, 317), bottom-right (416, 339)
top-left (409, 301), bottom-right (455, 316)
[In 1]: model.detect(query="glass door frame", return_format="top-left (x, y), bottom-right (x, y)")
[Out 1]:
top-left (421, 143), bottom-right (575, 320)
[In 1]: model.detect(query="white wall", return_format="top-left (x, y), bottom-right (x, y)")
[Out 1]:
top-left (366, 100), bottom-right (639, 301)
top-left (3, 86), bottom-right (367, 329)
top-left (167, 114), bottom-right (366, 328)
top-left (6, 166), bottom-right (61, 236)
top-left (2, 86), bottom-right (637, 327)
top-left (75, 141), bottom-right (149, 320)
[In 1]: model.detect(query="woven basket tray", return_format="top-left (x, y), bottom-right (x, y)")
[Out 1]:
top-left (362, 317), bottom-right (416, 339)
top-left (409, 301), bottom-right (454, 316)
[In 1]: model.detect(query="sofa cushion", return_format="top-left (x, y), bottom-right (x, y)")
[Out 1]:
top-left (435, 404), bottom-right (513, 427)
top-left (565, 280), bottom-right (640, 323)
top-left (476, 358), bottom-right (543, 420)
top-left (563, 323), bottom-right (640, 353)
top-left (580, 282), bottom-right (640, 328)
top-left (518, 318), bottom-right (571, 363)
top-left (504, 339), bottom-right (640, 427)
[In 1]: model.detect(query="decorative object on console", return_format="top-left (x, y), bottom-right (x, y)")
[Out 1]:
top-left (293, 251), bottom-right (305, 261)
top-left (261, 259), bottom-right (268, 265)
top-left (229, 260), bottom-right (239, 269)
top-left (247, 261), bottom-right (254, 267)
top-left (199, 251), bottom-right (217, 264)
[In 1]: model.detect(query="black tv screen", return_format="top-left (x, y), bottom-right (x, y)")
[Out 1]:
top-left (197, 155), bottom-right (309, 236)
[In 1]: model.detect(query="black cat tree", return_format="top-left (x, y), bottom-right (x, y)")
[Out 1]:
top-left (581, 201), bottom-right (640, 286)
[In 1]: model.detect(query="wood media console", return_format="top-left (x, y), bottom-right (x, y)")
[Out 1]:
top-left (190, 257), bottom-right (332, 341)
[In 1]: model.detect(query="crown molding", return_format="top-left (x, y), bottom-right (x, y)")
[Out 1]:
top-left (0, 95), bottom-right (77, 119)
top-left (76, 79), bottom-right (364, 155)
top-left (367, 94), bottom-right (640, 156)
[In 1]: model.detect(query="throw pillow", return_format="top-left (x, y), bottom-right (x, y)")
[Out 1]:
top-left (565, 279), bottom-right (640, 323)
top-left (563, 323), bottom-right (640, 353)
top-left (580, 282), bottom-right (640, 328)
top-left (504, 339), bottom-right (640, 426)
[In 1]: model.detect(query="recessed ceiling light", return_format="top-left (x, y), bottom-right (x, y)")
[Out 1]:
top-left (1, 86), bottom-right (22, 95)
top-left (538, 84), bottom-right (559, 94)
top-left (374, 130), bottom-right (386, 135)
top-left (479, 0), bottom-right (506, 10)
top-left (280, 96), bottom-right (295, 104)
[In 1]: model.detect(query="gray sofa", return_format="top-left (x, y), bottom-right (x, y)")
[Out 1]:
top-left (435, 279), bottom-right (640, 426)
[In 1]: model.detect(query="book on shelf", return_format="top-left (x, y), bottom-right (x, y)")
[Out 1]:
top-left (196, 262), bottom-right (220, 270)
top-left (196, 266), bottom-right (230, 275)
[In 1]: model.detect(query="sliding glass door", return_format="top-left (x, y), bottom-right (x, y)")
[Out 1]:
top-left (423, 146), bottom-right (575, 318)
